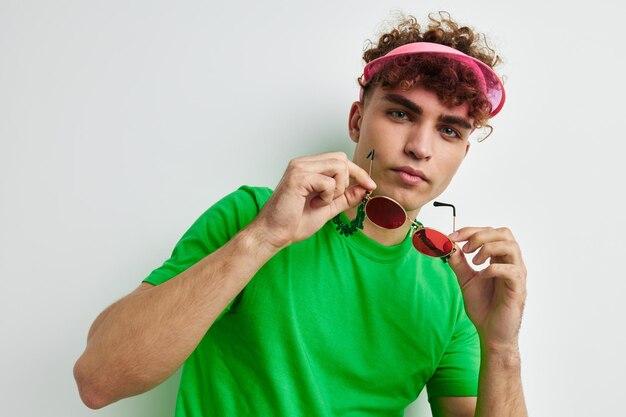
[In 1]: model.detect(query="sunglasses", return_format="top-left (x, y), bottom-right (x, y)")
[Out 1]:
top-left (363, 194), bottom-right (457, 261)
top-left (335, 150), bottom-right (457, 261)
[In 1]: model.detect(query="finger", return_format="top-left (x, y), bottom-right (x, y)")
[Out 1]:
top-left (346, 160), bottom-right (377, 190)
top-left (289, 155), bottom-right (375, 192)
top-left (446, 243), bottom-right (477, 288)
top-left (472, 263), bottom-right (526, 293)
top-left (302, 173), bottom-right (337, 208)
top-left (472, 240), bottom-right (522, 266)
top-left (449, 226), bottom-right (493, 244)
top-left (330, 184), bottom-right (369, 214)
top-left (332, 162), bottom-right (348, 200)
top-left (292, 158), bottom-right (351, 199)
top-left (450, 226), bottom-right (516, 254)
top-left (296, 151), bottom-right (351, 163)
top-left (291, 158), bottom-right (347, 176)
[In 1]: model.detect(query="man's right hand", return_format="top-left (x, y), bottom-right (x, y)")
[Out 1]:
top-left (252, 152), bottom-right (376, 250)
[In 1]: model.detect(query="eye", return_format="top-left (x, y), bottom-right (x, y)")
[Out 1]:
top-left (388, 110), bottom-right (410, 120)
top-left (440, 127), bottom-right (461, 139)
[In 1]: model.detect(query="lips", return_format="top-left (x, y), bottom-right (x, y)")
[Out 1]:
top-left (393, 166), bottom-right (428, 183)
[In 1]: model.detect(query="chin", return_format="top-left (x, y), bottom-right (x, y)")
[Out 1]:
top-left (377, 174), bottom-right (440, 207)
top-left (386, 189), bottom-right (431, 212)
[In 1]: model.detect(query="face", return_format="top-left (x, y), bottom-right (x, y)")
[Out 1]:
top-left (348, 85), bottom-right (473, 216)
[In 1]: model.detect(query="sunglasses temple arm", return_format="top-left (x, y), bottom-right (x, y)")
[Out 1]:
top-left (366, 149), bottom-right (375, 178)
top-left (433, 201), bottom-right (457, 233)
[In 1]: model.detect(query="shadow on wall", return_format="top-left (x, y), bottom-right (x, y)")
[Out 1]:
top-left (404, 389), bottom-right (431, 416)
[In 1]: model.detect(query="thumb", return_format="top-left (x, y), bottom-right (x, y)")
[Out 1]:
top-left (331, 185), bottom-right (368, 215)
top-left (446, 244), bottom-right (476, 289)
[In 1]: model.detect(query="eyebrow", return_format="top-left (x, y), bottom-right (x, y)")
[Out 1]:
top-left (439, 115), bottom-right (473, 130)
top-left (382, 93), bottom-right (473, 130)
top-left (383, 94), bottom-right (423, 115)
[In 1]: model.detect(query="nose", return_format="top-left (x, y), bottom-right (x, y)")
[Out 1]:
top-left (404, 126), bottom-right (433, 160)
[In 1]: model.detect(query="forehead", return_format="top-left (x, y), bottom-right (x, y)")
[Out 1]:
top-left (367, 85), bottom-right (472, 119)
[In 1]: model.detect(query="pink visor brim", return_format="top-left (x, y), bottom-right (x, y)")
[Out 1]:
top-left (360, 42), bottom-right (505, 118)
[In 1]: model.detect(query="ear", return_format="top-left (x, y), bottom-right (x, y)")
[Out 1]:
top-left (465, 140), bottom-right (471, 157)
top-left (348, 101), bottom-right (363, 143)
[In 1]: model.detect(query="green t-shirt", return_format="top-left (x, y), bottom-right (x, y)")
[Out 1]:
top-left (144, 186), bottom-right (479, 416)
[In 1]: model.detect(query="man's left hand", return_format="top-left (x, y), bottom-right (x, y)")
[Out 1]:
top-left (446, 227), bottom-right (527, 350)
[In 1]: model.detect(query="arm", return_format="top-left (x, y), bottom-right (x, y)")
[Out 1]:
top-left (429, 347), bottom-right (525, 417)
top-left (444, 227), bottom-right (528, 417)
top-left (73, 152), bottom-right (376, 409)
top-left (475, 343), bottom-right (525, 417)
top-left (74, 223), bottom-right (280, 409)
top-left (430, 397), bottom-right (476, 417)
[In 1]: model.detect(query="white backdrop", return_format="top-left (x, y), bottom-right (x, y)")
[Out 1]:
top-left (1, 1), bottom-right (624, 416)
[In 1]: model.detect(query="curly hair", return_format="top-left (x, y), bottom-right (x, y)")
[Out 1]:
top-left (360, 12), bottom-right (502, 128)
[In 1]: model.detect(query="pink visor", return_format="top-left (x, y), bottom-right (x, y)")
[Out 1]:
top-left (360, 42), bottom-right (505, 118)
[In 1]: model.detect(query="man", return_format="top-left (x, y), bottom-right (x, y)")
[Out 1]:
top-left (74, 13), bottom-right (527, 417)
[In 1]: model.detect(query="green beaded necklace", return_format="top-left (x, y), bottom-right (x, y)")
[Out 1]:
top-left (332, 198), bottom-right (367, 236)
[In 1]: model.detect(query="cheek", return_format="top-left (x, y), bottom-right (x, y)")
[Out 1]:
top-left (434, 153), bottom-right (466, 186)
top-left (448, 155), bottom-right (465, 173)
top-left (430, 176), bottom-right (453, 198)
top-left (443, 145), bottom-right (467, 167)
top-left (361, 113), bottom-right (403, 140)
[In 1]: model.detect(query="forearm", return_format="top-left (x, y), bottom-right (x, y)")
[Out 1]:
top-left (474, 343), bottom-right (527, 417)
top-left (74, 221), bottom-right (279, 409)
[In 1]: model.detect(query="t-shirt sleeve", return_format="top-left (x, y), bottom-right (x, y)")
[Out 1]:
top-left (142, 185), bottom-right (272, 316)
top-left (426, 297), bottom-right (480, 400)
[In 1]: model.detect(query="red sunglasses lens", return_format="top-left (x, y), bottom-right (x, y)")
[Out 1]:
top-left (365, 197), bottom-right (406, 229)
top-left (412, 228), bottom-right (454, 258)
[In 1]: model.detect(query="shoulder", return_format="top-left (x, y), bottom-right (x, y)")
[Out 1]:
top-left (218, 185), bottom-right (273, 209)
top-left (176, 185), bottom-right (275, 247)
top-left (199, 185), bottom-right (273, 222)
